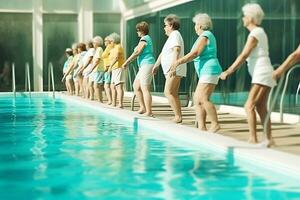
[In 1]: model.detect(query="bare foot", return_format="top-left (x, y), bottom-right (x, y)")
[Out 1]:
top-left (198, 127), bottom-right (207, 131)
top-left (259, 139), bottom-right (276, 148)
top-left (112, 103), bottom-right (116, 107)
top-left (117, 104), bottom-right (123, 109)
top-left (137, 109), bottom-right (146, 114)
top-left (172, 116), bottom-right (182, 124)
top-left (208, 124), bottom-right (220, 133)
top-left (106, 101), bottom-right (112, 105)
top-left (144, 112), bottom-right (154, 117)
top-left (247, 137), bottom-right (258, 144)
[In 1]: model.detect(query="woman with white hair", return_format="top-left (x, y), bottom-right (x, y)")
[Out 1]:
top-left (220, 3), bottom-right (276, 146)
top-left (107, 33), bottom-right (126, 108)
top-left (152, 14), bottom-right (187, 123)
top-left (87, 36), bottom-right (105, 102)
top-left (169, 13), bottom-right (222, 132)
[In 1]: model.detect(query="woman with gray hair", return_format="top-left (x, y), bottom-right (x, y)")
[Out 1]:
top-left (152, 14), bottom-right (187, 123)
top-left (87, 36), bottom-right (106, 102)
top-left (220, 3), bottom-right (276, 147)
top-left (169, 13), bottom-right (222, 132)
top-left (107, 33), bottom-right (126, 108)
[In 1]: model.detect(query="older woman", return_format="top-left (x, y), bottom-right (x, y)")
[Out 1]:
top-left (87, 36), bottom-right (105, 102)
top-left (152, 14), bottom-right (187, 123)
top-left (102, 36), bottom-right (114, 105)
top-left (170, 13), bottom-right (222, 132)
top-left (62, 48), bottom-right (74, 95)
top-left (220, 3), bottom-right (276, 146)
top-left (107, 33), bottom-right (126, 108)
top-left (273, 44), bottom-right (300, 80)
top-left (122, 21), bottom-right (155, 116)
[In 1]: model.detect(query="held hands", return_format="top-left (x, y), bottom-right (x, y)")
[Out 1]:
top-left (272, 70), bottom-right (280, 80)
top-left (168, 61), bottom-right (179, 78)
top-left (219, 71), bottom-right (230, 80)
top-left (152, 66), bottom-right (159, 75)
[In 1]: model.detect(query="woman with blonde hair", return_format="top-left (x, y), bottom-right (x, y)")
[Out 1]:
top-left (220, 3), bottom-right (276, 146)
top-left (107, 33), bottom-right (126, 108)
top-left (102, 36), bottom-right (114, 105)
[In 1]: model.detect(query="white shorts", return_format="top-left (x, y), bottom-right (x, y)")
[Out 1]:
top-left (198, 75), bottom-right (219, 85)
top-left (135, 64), bottom-right (153, 85)
top-left (252, 70), bottom-right (276, 88)
top-left (66, 74), bottom-right (73, 81)
top-left (111, 68), bottom-right (126, 85)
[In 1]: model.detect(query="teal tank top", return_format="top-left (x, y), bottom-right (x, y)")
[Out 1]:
top-left (192, 31), bottom-right (222, 77)
top-left (137, 35), bottom-right (155, 67)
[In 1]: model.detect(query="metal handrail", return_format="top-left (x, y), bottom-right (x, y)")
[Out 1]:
top-left (12, 63), bottom-right (16, 98)
top-left (279, 64), bottom-right (300, 122)
top-left (263, 73), bottom-right (285, 142)
top-left (48, 62), bottom-right (55, 98)
top-left (296, 82), bottom-right (300, 104)
top-left (25, 62), bottom-right (31, 97)
top-left (267, 64), bottom-right (280, 110)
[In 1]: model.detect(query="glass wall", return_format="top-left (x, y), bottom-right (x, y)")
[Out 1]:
top-left (43, 14), bottom-right (78, 91)
top-left (125, 0), bottom-right (300, 115)
top-left (0, 13), bottom-right (33, 92)
top-left (93, 13), bottom-right (121, 38)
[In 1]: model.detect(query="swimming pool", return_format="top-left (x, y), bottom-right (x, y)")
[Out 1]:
top-left (0, 93), bottom-right (300, 199)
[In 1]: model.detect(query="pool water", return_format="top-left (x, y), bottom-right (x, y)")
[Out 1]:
top-left (0, 96), bottom-right (299, 199)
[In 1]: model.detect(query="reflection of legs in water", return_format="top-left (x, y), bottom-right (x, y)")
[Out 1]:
top-left (244, 84), bottom-right (273, 145)
top-left (164, 76), bottom-right (182, 123)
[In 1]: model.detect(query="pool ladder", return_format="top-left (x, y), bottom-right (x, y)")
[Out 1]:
top-left (25, 62), bottom-right (31, 97)
top-left (48, 62), bottom-right (55, 98)
top-left (12, 63), bottom-right (16, 98)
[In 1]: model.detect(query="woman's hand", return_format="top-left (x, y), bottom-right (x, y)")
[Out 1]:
top-left (152, 66), bottom-right (159, 75)
top-left (121, 62), bottom-right (128, 69)
top-left (219, 71), bottom-right (230, 80)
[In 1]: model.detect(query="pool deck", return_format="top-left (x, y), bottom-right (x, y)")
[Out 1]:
top-left (121, 93), bottom-right (300, 156)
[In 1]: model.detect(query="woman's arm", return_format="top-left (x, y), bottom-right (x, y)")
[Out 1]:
top-left (152, 53), bottom-right (162, 75)
top-left (122, 41), bottom-right (146, 68)
top-left (170, 37), bottom-right (208, 74)
top-left (273, 44), bottom-right (300, 79)
top-left (220, 36), bottom-right (257, 80)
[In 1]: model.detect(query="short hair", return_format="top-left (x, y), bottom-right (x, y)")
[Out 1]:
top-left (164, 14), bottom-right (180, 30)
top-left (108, 32), bottom-right (121, 44)
top-left (136, 21), bottom-right (149, 34)
top-left (242, 3), bottom-right (264, 25)
top-left (65, 48), bottom-right (73, 56)
top-left (192, 13), bottom-right (213, 30)
top-left (93, 36), bottom-right (103, 46)
top-left (87, 41), bottom-right (94, 48)
top-left (77, 43), bottom-right (87, 51)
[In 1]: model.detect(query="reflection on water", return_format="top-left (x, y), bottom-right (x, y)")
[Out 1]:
top-left (0, 97), bottom-right (299, 199)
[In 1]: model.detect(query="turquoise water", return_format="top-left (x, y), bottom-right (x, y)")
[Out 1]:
top-left (0, 95), bottom-right (300, 200)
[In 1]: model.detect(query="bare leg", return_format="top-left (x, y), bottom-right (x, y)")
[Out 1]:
top-left (164, 76), bottom-right (182, 123)
top-left (111, 84), bottom-right (117, 107)
top-left (244, 84), bottom-right (268, 144)
top-left (104, 83), bottom-right (112, 104)
top-left (74, 80), bottom-right (79, 96)
top-left (94, 83), bottom-right (103, 102)
top-left (116, 83), bottom-right (124, 108)
top-left (141, 84), bottom-right (153, 116)
top-left (255, 85), bottom-right (274, 147)
top-left (198, 83), bottom-right (220, 133)
top-left (89, 80), bottom-right (94, 100)
top-left (194, 84), bottom-right (207, 131)
top-left (133, 79), bottom-right (145, 114)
